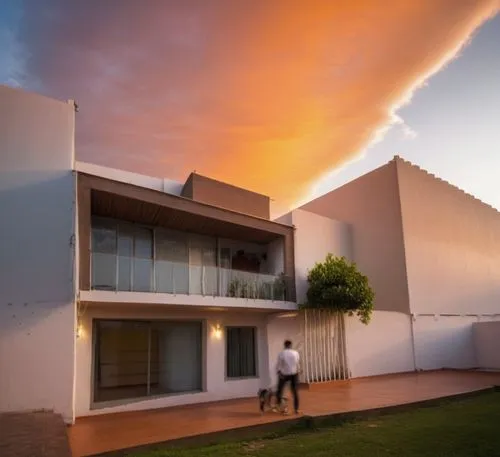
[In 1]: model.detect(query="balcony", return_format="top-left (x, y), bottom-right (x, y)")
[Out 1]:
top-left (91, 254), bottom-right (291, 301)
top-left (84, 217), bottom-right (295, 307)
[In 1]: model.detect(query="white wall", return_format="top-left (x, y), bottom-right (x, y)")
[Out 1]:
top-left (0, 86), bottom-right (76, 422)
top-left (412, 315), bottom-right (480, 370)
top-left (286, 209), bottom-right (352, 304)
top-left (75, 161), bottom-right (184, 196)
top-left (345, 311), bottom-right (415, 378)
top-left (473, 321), bottom-right (500, 370)
top-left (299, 162), bottom-right (410, 314)
top-left (396, 158), bottom-right (500, 316)
top-left (75, 306), bottom-right (271, 417)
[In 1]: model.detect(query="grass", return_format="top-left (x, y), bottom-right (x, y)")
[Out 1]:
top-left (131, 392), bottom-right (500, 457)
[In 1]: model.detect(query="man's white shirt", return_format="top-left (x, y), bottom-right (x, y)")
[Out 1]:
top-left (276, 348), bottom-right (300, 376)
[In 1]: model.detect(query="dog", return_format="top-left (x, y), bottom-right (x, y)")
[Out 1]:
top-left (258, 388), bottom-right (288, 414)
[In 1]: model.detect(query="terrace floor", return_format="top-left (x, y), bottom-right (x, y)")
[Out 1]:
top-left (68, 370), bottom-right (500, 457)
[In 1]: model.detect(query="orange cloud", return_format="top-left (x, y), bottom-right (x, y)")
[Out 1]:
top-left (19, 0), bottom-right (499, 214)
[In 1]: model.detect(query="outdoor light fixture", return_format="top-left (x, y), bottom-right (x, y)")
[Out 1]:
top-left (76, 319), bottom-right (84, 339)
top-left (213, 323), bottom-right (222, 340)
top-left (276, 312), bottom-right (299, 318)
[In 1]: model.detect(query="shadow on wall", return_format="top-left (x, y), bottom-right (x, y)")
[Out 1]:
top-left (0, 171), bottom-right (76, 353)
top-left (0, 171), bottom-right (76, 419)
top-left (0, 171), bottom-right (75, 307)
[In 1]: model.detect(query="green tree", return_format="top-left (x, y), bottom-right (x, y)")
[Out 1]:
top-left (302, 254), bottom-right (374, 324)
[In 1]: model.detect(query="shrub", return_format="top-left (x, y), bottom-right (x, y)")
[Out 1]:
top-left (302, 254), bottom-right (374, 324)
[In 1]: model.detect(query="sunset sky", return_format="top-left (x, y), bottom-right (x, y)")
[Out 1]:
top-left (1, 0), bottom-right (499, 216)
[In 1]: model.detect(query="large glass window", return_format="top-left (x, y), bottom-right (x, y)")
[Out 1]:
top-left (226, 327), bottom-right (257, 378)
top-left (91, 220), bottom-right (117, 290)
top-left (93, 319), bottom-right (202, 404)
top-left (89, 217), bottom-right (288, 301)
top-left (132, 227), bottom-right (153, 292)
top-left (91, 218), bottom-right (153, 292)
top-left (155, 229), bottom-right (189, 294)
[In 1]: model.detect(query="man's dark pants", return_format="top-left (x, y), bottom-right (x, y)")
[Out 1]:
top-left (277, 373), bottom-right (299, 412)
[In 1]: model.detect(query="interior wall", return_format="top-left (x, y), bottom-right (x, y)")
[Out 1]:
top-left (75, 306), bottom-right (270, 417)
top-left (267, 238), bottom-right (285, 275)
top-left (0, 86), bottom-right (76, 422)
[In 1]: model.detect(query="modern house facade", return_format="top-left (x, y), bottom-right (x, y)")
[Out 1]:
top-left (0, 85), bottom-right (298, 424)
top-left (1, 85), bottom-right (499, 425)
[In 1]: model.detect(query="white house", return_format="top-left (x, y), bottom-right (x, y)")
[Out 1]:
top-left (1, 85), bottom-right (499, 425)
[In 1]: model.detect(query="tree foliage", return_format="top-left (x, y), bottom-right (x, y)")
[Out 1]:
top-left (302, 254), bottom-right (374, 324)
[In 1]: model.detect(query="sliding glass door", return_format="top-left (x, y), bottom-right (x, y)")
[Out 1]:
top-left (93, 319), bottom-right (202, 404)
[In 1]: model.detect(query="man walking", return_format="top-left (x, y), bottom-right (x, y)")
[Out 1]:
top-left (276, 340), bottom-right (300, 414)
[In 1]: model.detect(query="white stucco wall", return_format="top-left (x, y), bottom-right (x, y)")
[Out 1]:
top-left (396, 158), bottom-right (500, 316)
top-left (284, 209), bottom-right (352, 305)
top-left (299, 162), bottom-right (410, 315)
top-left (473, 321), bottom-right (500, 370)
top-left (75, 306), bottom-right (272, 417)
top-left (0, 86), bottom-right (76, 422)
top-left (345, 311), bottom-right (415, 378)
top-left (412, 315), bottom-right (480, 370)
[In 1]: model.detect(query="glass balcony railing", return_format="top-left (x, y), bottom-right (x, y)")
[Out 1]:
top-left (90, 253), bottom-right (292, 302)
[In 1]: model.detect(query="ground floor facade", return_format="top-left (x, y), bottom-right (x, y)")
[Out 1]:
top-left (75, 304), bottom-right (302, 418)
top-left (2, 300), bottom-right (499, 424)
top-left (74, 304), bottom-right (500, 420)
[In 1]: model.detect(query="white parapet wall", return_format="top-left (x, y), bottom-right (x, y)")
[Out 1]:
top-left (473, 321), bottom-right (500, 370)
top-left (0, 86), bottom-right (77, 422)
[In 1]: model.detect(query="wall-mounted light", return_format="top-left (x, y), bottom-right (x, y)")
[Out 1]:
top-left (213, 323), bottom-right (222, 340)
top-left (276, 312), bottom-right (299, 319)
top-left (76, 319), bottom-right (84, 339)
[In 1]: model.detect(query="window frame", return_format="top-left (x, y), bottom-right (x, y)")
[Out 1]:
top-left (90, 318), bottom-right (206, 410)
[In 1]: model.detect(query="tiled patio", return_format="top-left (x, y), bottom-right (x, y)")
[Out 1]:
top-left (68, 370), bottom-right (500, 457)
top-left (0, 411), bottom-right (71, 457)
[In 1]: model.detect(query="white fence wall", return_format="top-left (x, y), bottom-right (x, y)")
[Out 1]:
top-left (473, 321), bottom-right (500, 370)
top-left (412, 315), bottom-right (479, 370)
top-left (345, 311), bottom-right (415, 378)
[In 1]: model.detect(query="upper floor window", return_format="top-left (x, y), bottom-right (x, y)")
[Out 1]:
top-left (89, 217), bottom-right (289, 301)
top-left (91, 218), bottom-right (153, 292)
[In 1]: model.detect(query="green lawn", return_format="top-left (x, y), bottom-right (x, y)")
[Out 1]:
top-left (133, 392), bottom-right (500, 457)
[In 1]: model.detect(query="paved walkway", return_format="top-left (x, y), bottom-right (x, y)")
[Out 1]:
top-left (0, 411), bottom-right (71, 457)
top-left (68, 370), bottom-right (500, 457)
